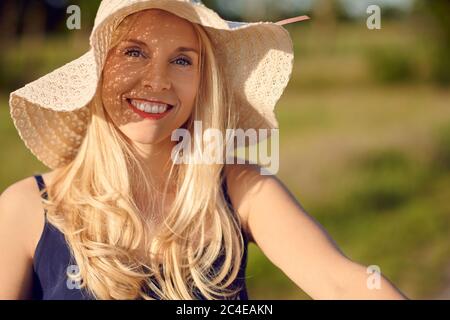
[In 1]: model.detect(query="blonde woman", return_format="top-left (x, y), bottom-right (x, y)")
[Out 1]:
top-left (1, 0), bottom-right (406, 300)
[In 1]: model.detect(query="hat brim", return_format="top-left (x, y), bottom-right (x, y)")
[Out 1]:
top-left (10, 50), bottom-right (95, 169)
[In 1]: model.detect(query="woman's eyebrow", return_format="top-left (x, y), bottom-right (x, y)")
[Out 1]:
top-left (176, 47), bottom-right (199, 55)
top-left (123, 39), bottom-right (199, 55)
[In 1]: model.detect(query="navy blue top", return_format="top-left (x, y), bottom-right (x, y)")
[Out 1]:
top-left (31, 173), bottom-right (249, 300)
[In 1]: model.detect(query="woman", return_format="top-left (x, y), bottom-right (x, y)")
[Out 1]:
top-left (1, 0), bottom-right (407, 300)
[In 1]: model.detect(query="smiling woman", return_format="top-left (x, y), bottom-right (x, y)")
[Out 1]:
top-left (4, 0), bottom-right (251, 300)
top-left (45, 8), bottom-right (242, 300)
top-left (2, 0), bottom-right (407, 301)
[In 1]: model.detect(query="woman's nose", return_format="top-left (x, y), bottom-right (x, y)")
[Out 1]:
top-left (140, 62), bottom-right (171, 91)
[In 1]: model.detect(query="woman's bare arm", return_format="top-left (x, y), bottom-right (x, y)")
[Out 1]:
top-left (0, 179), bottom-right (37, 299)
top-left (225, 163), bottom-right (408, 300)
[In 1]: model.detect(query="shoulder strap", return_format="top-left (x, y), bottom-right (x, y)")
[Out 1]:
top-left (34, 175), bottom-right (48, 200)
top-left (220, 168), bottom-right (249, 244)
top-left (220, 168), bottom-right (233, 211)
top-left (33, 174), bottom-right (48, 218)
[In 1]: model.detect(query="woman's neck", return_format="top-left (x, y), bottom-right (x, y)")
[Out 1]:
top-left (132, 137), bottom-right (176, 183)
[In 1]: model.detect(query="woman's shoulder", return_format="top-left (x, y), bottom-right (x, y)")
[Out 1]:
top-left (0, 171), bottom-right (57, 258)
top-left (223, 161), bottom-right (269, 244)
top-left (0, 170), bottom-right (56, 207)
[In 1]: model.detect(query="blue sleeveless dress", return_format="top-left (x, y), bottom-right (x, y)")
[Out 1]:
top-left (31, 174), bottom-right (249, 300)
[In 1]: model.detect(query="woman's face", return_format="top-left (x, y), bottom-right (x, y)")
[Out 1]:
top-left (102, 9), bottom-right (201, 145)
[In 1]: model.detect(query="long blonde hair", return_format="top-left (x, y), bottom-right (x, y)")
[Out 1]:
top-left (42, 12), bottom-right (245, 300)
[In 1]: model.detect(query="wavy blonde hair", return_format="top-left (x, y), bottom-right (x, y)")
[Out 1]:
top-left (41, 11), bottom-right (245, 300)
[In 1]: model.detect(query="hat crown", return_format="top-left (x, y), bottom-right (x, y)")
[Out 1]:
top-left (94, 0), bottom-right (203, 30)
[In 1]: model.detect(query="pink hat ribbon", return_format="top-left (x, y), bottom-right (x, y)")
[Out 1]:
top-left (275, 15), bottom-right (310, 26)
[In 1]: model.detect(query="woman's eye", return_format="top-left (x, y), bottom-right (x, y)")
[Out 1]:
top-left (122, 49), bottom-right (191, 66)
top-left (124, 48), bottom-right (144, 58)
top-left (173, 57), bottom-right (192, 67)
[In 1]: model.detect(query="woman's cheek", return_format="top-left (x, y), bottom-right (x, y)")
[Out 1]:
top-left (103, 63), bottom-right (133, 102)
top-left (174, 72), bottom-right (200, 108)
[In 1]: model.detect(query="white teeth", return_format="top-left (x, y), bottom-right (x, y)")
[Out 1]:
top-left (130, 99), bottom-right (170, 114)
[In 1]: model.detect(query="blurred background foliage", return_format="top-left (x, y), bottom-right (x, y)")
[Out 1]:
top-left (0, 0), bottom-right (449, 299)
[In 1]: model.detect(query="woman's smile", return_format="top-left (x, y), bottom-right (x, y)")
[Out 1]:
top-left (126, 98), bottom-right (176, 121)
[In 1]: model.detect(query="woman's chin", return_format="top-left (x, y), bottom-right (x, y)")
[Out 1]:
top-left (123, 131), bottom-right (171, 146)
top-left (129, 136), bottom-right (163, 145)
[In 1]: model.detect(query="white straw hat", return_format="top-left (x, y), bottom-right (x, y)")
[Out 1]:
top-left (9, 0), bottom-right (309, 170)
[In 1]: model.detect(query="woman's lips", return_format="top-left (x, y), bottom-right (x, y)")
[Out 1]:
top-left (126, 98), bottom-right (174, 120)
